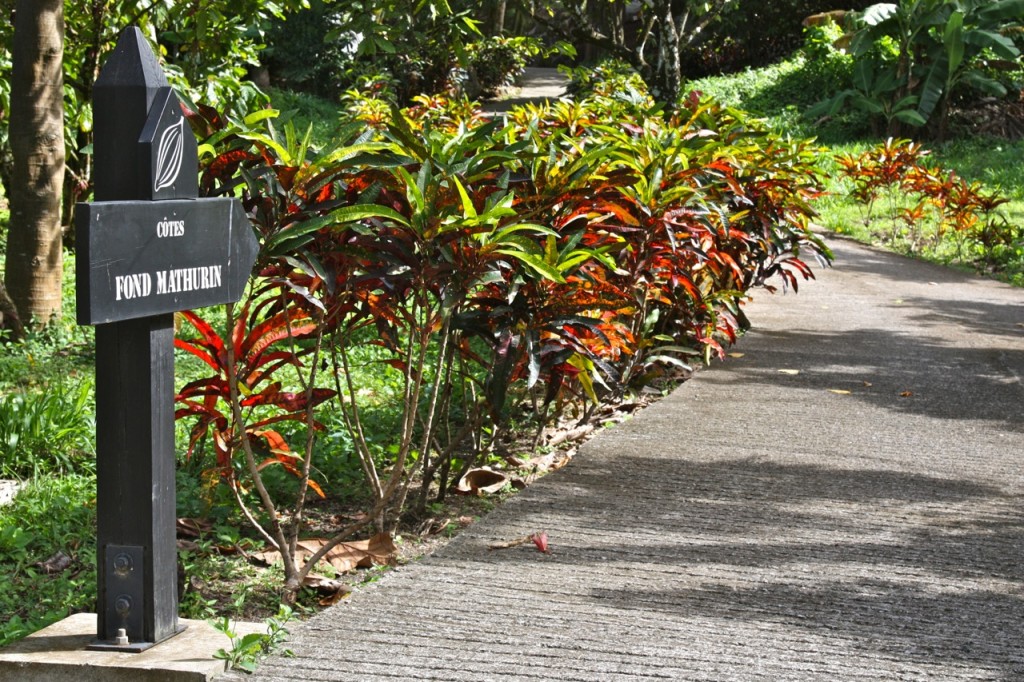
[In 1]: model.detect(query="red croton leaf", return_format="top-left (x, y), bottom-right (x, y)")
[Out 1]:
top-left (251, 429), bottom-right (325, 499)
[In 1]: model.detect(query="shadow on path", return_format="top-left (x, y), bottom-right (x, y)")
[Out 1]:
top-left (481, 455), bottom-right (1024, 679)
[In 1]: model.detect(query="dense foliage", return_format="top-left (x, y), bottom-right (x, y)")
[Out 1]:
top-left (263, 0), bottom-right (484, 104)
top-left (0, 0), bottom-right (303, 221)
top-left (810, 0), bottom-right (1024, 139)
top-left (173, 77), bottom-right (829, 598)
top-left (692, 0), bottom-right (876, 76)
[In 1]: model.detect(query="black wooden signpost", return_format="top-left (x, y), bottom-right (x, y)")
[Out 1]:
top-left (77, 27), bottom-right (258, 651)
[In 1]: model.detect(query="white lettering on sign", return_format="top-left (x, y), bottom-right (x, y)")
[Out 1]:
top-left (115, 272), bottom-right (152, 300)
top-left (154, 265), bottom-right (222, 295)
top-left (156, 219), bottom-right (185, 237)
top-left (113, 265), bottom-right (223, 302)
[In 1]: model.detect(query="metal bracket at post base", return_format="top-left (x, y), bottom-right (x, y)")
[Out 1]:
top-left (85, 543), bottom-right (188, 653)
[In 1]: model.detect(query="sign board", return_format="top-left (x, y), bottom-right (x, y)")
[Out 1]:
top-left (76, 198), bottom-right (256, 324)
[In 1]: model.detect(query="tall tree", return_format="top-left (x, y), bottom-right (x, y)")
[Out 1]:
top-left (4, 0), bottom-right (65, 330)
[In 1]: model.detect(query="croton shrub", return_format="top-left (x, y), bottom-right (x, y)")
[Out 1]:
top-left (833, 137), bottom-right (1020, 274)
top-left (173, 81), bottom-right (830, 594)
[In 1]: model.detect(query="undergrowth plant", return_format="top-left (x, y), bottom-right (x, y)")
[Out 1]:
top-left (212, 605), bottom-right (293, 673)
top-left (174, 77), bottom-right (830, 602)
top-left (0, 380), bottom-right (95, 479)
top-left (835, 137), bottom-right (1019, 264)
top-left (0, 475), bottom-right (96, 647)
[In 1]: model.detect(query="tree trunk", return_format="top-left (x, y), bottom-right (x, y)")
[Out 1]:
top-left (652, 0), bottom-right (682, 104)
top-left (5, 0), bottom-right (65, 328)
top-left (495, 0), bottom-right (507, 35)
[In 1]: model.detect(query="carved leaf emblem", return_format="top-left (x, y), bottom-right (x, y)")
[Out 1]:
top-left (153, 115), bottom-right (185, 193)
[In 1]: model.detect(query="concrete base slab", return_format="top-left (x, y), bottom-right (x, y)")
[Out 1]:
top-left (0, 613), bottom-right (263, 682)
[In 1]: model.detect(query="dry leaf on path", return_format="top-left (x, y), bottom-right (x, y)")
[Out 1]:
top-left (487, 535), bottom-right (532, 550)
top-left (489, 531), bottom-right (551, 554)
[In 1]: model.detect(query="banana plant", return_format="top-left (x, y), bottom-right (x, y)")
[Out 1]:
top-left (839, 0), bottom-right (1024, 138)
top-left (915, 0), bottom-right (1023, 139)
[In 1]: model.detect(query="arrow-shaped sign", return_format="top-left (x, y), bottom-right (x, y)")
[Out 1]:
top-left (76, 197), bottom-right (258, 325)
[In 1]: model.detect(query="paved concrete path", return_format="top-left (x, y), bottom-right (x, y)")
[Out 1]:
top-left (481, 67), bottom-right (569, 113)
top-left (245, 234), bottom-right (1024, 681)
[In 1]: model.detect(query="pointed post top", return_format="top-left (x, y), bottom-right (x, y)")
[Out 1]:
top-left (92, 26), bottom-right (172, 201)
top-left (95, 26), bottom-right (169, 90)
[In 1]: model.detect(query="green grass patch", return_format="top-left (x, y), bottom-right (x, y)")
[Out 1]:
top-left (267, 87), bottom-right (348, 150)
top-left (693, 55), bottom-right (1024, 286)
top-left (0, 475), bottom-right (97, 647)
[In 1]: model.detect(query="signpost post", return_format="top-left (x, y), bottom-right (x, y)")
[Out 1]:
top-left (78, 27), bottom-right (258, 651)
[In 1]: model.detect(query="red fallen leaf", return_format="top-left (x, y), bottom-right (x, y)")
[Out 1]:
top-left (531, 531), bottom-right (550, 554)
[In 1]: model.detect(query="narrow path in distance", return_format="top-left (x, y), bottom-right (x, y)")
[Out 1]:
top-left (480, 66), bottom-right (568, 113)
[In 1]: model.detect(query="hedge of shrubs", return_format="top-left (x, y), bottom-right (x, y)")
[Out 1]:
top-left (175, 80), bottom-right (830, 597)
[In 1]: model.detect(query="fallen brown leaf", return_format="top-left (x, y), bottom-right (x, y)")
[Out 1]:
top-left (34, 551), bottom-right (72, 575)
top-left (176, 539), bottom-right (200, 552)
top-left (489, 531), bottom-right (551, 554)
top-left (547, 424), bottom-right (594, 447)
top-left (487, 535), bottom-right (532, 550)
top-left (303, 572), bottom-right (352, 603)
top-left (252, 533), bottom-right (397, 574)
top-left (899, 390), bottom-right (914, 398)
top-left (319, 589), bottom-right (351, 607)
top-left (176, 517), bottom-right (212, 539)
top-left (456, 468), bottom-right (509, 495)
top-left (329, 511), bottom-right (370, 526)
top-left (504, 455), bottom-right (528, 468)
